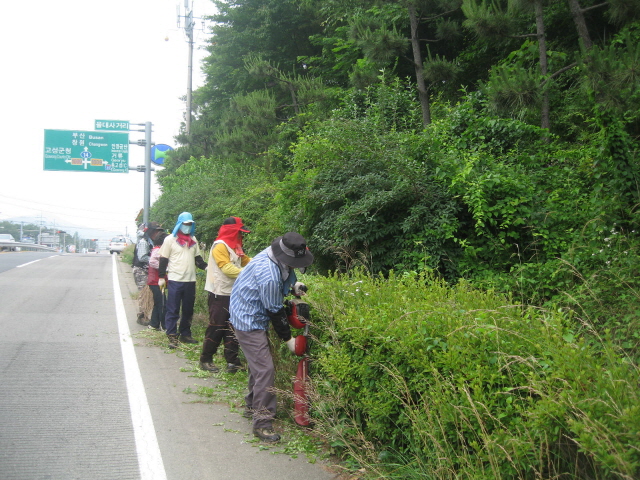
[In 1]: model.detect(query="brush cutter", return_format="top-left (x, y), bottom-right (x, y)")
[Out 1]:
top-left (161, 284), bottom-right (167, 331)
top-left (159, 279), bottom-right (167, 331)
top-left (286, 288), bottom-right (312, 427)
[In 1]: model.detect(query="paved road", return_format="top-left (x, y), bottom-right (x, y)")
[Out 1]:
top-left (0, 250), bottom-right (60, 273)
top-left (0, 252), bottom-right (338, 480)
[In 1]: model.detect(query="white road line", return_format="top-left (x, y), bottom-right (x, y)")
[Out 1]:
top-left (112, 254), bottom-right (167, 480)
top-left (16, 259), bottom-right (42, 268)
top-left (16, 255), bottom-right (59, 268)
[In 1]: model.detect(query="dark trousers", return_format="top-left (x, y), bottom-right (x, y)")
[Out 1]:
top-left (149, 285), bottom-right (166, 329)
top-left (200, 293), bottom-right (239, 365)
top-left (235, 329), bottom-right (276, 429)
top-left (165, 280), bottom-right (195, 337)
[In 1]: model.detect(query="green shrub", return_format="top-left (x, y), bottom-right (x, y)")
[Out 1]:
top-left (120, 244), bottom-right (135, 265)
top-left (281, 115), bottom-right (459, 275)
top-left (304, 271), bottom-right (640, 479)
top-left (151, 156), bottom-right (284, 249)
top-left (552, 220), bottom-right (640, 350)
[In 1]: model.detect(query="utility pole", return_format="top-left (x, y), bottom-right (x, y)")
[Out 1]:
top-left (178, 0), bottom-right (200, 139)
top-left (177, 0), bottom-right (195, 141)
top-left (186, 5), bottom-right (194, 137)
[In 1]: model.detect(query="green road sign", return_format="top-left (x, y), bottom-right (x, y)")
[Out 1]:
top-left (95, 119), bottom-right (130, 131)
top-left (43, 129), bottom-right (129, 173)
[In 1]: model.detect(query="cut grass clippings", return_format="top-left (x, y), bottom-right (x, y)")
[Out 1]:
top-left (131, 312), bottom-right (332, 464)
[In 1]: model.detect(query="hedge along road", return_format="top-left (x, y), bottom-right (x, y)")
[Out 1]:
top-left (0, 252), bottom-right (337, 480)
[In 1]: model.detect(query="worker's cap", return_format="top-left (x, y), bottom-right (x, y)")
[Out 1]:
top-left (223, 216), bottom-right (250, 233)
top-left (271, 232), bottom-right (314, 268)
top-left (146, 222), bottom-right (164, 232)
top-left (177, 212), bottom-right (194, 224)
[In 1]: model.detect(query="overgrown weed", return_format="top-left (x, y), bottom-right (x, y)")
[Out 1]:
top-left (303, 271), bottom-right (640, 479)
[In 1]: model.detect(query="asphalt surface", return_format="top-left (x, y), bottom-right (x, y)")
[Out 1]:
top-left (0, 251), bottom-right (339, 480)
top-left (0, 250), bottom-right (59, 273)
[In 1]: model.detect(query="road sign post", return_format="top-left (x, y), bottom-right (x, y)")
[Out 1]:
top-left (144, 122), bottom-right (151, 225)
top-left (43, 129), bottom-right (129, 173)
top-left (126, 121), bottom-right (154, 224)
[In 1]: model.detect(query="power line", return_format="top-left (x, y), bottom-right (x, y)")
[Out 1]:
top-left (0, 193), bottom-right (138, 222)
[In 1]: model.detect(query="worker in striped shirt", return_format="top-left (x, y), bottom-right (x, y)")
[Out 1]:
top-left (229, 232), bottom-right (314, 443)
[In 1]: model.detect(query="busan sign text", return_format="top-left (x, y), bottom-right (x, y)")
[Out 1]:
top-left (43, 129), bottom-right (129, 173)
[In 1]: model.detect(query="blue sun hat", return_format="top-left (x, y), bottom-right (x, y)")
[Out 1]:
top-left (172, 212), bottom-right (195, 236)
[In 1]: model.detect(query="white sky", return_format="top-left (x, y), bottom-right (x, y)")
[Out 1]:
top-left (0, 0), bottom-right (216, 241)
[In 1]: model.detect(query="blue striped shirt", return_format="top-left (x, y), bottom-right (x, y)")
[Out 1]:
top-left (230, 249), bottom-right (286, 331)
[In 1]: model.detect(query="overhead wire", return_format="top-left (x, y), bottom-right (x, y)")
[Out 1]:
top-left (0, 193), bottom-right (135, 220)
top-left (0, 193), bottom-right (138, 235)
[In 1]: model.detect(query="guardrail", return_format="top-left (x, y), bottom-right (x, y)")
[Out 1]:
top-left (0, 241), bottom-right (58, 252)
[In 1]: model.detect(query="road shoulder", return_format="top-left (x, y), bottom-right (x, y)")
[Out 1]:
top-left (115, 256), bottom-right (339, 480)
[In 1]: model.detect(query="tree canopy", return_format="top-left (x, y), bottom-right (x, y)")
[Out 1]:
top-left (153, 0), bottom-right (640, 342)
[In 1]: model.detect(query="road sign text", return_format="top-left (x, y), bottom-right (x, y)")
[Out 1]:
top-left (43, 129), bottom-right (129, 173)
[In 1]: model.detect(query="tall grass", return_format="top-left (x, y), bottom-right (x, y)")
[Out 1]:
top-left (300, 271), bottom-right (640, 479)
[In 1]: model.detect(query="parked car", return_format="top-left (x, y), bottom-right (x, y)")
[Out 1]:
top-left (0, 233), bottom-right (17, 251)
top-left (108, 236), bottom-right (130, 254)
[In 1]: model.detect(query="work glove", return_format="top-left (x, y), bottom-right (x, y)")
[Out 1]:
top-left (158, 278), bottom-right (166, 290)
top-left (285, 337), bottom-right (296, 353)
top-left (267, 307), bottom-right (292, 341)
top-left (291, 282), bottom-right (307, 296)
top-left (195, 255), bottom-right (208, 270)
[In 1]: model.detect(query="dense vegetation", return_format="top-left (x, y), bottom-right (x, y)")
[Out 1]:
top-left (150, 0), bottom-right (640, 478)
top-left (306, 272), bottom-right (640, 479)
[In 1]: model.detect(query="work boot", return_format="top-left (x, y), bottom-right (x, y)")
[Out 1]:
top-left (199, 361), bottom-right (219, 372)
top-left (226, 363), bottom-right (244, 374)
top-left (167, 334), bottom-right (179, 349)
top-left (179, 335), bottom-right (198, 344)
top-left (253, 427), bottom-right (280, 443)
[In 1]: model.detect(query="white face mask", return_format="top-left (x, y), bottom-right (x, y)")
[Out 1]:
top-left (180, 224), bottom-right (192, 234)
